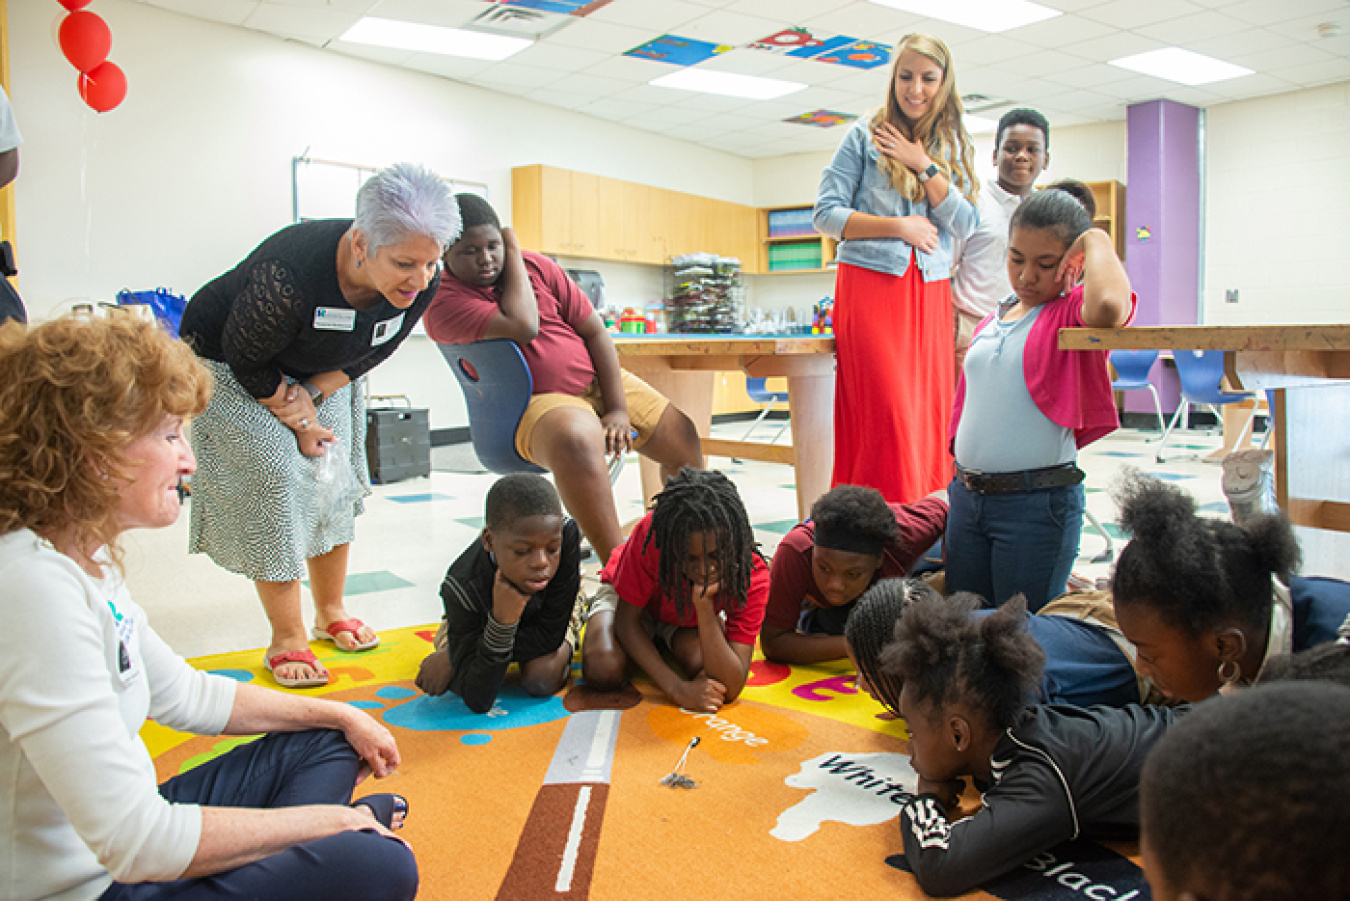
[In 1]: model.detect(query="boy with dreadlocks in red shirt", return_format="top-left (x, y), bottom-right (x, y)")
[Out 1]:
top-left (582, 467), bottom-right (769, 712)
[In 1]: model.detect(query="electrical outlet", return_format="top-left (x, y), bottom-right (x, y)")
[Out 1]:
top-left (1225, 288), bottom-right (1240, 304)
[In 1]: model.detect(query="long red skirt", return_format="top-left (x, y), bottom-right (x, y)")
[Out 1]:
top-left (832, 260), bottom-right (955, 504)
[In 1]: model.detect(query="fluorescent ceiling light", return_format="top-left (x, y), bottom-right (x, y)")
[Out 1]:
top-left (964, 114), bottom-right (998, 134)
top-left (868, 0), bottom-right (1061, 33)
top-left (1109, 47), bottom-right (1253, 86)
top-left (340, 17), bottom-right (532, 61)
top-left (650, 69), bottom-right (805, 101)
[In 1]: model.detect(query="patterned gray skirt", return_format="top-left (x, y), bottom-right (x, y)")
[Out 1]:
top-left (188, 359), bottom-right (372, 582)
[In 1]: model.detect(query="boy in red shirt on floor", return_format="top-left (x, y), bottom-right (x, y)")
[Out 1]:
top-left (582, 468), bottom-right (769, 712)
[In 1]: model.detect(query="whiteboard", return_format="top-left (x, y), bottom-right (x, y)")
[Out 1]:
top-left (291, 156), bottom-right (488, 223)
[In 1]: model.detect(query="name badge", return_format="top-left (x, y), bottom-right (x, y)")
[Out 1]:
top-left (314, 307), bottom-right (357, 331)
top-left (372, 313), bottom-right (405, 347)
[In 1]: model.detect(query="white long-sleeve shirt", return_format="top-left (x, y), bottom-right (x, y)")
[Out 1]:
top-left (0, 530), bottom-right (237, 901)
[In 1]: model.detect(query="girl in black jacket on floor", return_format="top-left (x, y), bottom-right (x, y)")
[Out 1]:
top-left (882, 592), bottom-right (1184, 897)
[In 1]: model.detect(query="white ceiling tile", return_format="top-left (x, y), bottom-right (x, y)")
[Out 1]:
top-left (721, 0), bottom-right (841, 21)
top-left (1065, 31), bottom-right (1167, 62)
top-left (699, 48), bottom-right (811, 77)
top-left (508, 41), bottom-right (610, 73)
top-left (611, 82), bottom-right (704, 105)
top-left (1223, 0), bottom-right (1348, 27)
top-left (330, 42), bottom-right (417, 67)
top-left (1267, 57), bottom-right (1350, 88)
top-left (808, 66), bottom-right (890, 97)
top-left (1198, 72), bottom-right (1297, 101)
top-left (524, 87), bottom-right (605, 111)
top-left (263, 0), bottom-right (374, 11)
top-left (146, 0), bottom-right (260, 27)
top-left (545, 18), bottom-right (654, 54)
top-left (626, 106), bottom-right (717, 129)
top-left (587, 0), bottom-right (708, 31)
top-left (798, 2), bottom-right (925, 39)
top-left (365, 0), bottom-right (482, 26)
top-left (1039, 88), bottom-right (1126, 113)
top-left (1265, 13), bottom-right (1350, 44)
top-left (1077, 0), bottom-right (1206, 30)
top-left (668, 91), bottom-right (758, 114)
top-left (548, 71), bottom-right (631, 97)
top-left (402, 52), bottom-right (497, 80)
top-left (243, 3), bottom-right (362, 42)
top-left (1132, 10), bottom-right (1256, 45)
top-left (1006, 13), bottom-right (1116, 48)
top-left (465, 62), bottom-right (569, 90)
top-left (1186, 27), bottom-right (1298, 60)
top-left (1228, 44), bottom-right (1334, 73)
top-left (956, 34), bottom-right (1043, 68)
top-left (675, 9), bottom-right (793, 45)
top-left (1045, 64), bottom-right (1137, 90)
top-left (579, 55), bottom-right (672, 84)
top-left (998, 49), bottom-right (1088, 79)
top-left (576, 97), bottom-right (659, 121)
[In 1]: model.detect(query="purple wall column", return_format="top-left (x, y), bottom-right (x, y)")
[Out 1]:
top-left (1124, 99), bottom-right (1201, 414)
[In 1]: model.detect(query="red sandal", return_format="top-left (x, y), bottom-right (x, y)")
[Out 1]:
top-left (264, 649), bottom-right (330, 688)
top-left (311, 618), bottom-right (380, 652)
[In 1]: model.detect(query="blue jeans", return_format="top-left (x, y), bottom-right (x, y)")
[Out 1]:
top-left (944, 478), bottom-right (1085, 612)
top-left (100, 729), bottom-right (417, 901)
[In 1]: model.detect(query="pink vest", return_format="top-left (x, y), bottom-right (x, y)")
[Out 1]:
top-left (950, 285), bottom-right (1138, 451)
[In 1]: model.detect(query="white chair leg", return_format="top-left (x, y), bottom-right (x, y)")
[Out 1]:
top-left (769, 417), bottom-right (791, 445)
top-left (740, 403), bottom-right (776, 441)
top-left (1084, 508), bottom-right (1114, 563)
top-left (1145, 385), bottom-right (1166, 439)
top-left (1157, 402), bottom-right (1185, 463)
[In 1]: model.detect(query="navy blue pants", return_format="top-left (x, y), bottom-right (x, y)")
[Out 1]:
top-left (944, 478), bottom-right (1085, 612)
top-left (100, 729), bottom-right (417, 901)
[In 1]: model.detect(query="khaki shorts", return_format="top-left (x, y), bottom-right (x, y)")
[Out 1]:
top-left (515, 370), bottom-right (670, 463)
top-left (588, 583), bottom-right (726, 649)
top-left (1040, 588), bottom-right (1170, 705)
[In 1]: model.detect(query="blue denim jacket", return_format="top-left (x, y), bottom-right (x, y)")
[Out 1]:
top-left (813, 118), bottom-right (978, 281)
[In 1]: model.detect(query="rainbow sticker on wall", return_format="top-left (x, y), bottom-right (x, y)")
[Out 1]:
top-left (626, 34), bottom-right (734, 66)
top-left (1136, 225), bottom-right (1152, 242)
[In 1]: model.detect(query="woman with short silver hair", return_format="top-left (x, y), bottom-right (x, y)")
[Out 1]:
top-left (180, 162), bottom-right (460, 688)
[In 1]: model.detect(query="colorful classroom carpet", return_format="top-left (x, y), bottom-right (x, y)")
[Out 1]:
top-left (146, 625), bottom-right (1149, 901)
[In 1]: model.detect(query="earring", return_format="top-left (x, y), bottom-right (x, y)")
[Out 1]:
top-left (1218, 659), bottom-right (1242, 687)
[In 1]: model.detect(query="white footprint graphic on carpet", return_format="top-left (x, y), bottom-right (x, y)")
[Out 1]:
top-left (773, 751), bottom-right (919, 841)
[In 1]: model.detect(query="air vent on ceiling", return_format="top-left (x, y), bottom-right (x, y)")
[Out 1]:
top-left (466, 5), bottom-right (573, 40)
top-left (961, 93), bottom-right (1012, 113)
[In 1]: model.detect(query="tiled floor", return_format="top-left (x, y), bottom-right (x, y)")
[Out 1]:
top-left (125, 420), bottom-right (1234, 659)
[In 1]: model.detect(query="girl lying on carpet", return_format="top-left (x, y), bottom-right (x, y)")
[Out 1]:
top-left (759, 484), bottom-right (947, 665)
top-left (876, 590), bottom-right (1184, 897)
top-left (415, 473), bottom-right (582, 712)
top-left (847, 578), bottom-right (1161, 710)
top-left (582, 467), bottom-right (769, 712)
top-left (1110, 470), bottom-right (1350, 703)
top-left (0, 315), bottom-right (414, 901)
top-left (1140, 681), bottom-right (1350, 901)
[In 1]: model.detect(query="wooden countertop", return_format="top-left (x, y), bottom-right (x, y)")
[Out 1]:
top-left (612, 334), bottom-right (836, 356)
top-left (1059, 324), bottom-right (1350, 352)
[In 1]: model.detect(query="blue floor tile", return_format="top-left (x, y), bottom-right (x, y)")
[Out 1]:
top-left (388, 492), bottom-right (454, 504)
top-left (754, 519), bottom-right (801, 535)
top-left (302, 570), bottom-right (415, 596)
top-left (455, 516), bottom-right (485, 529)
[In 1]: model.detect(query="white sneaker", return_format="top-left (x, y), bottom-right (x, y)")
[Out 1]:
top-left (1222, 449), bottom-right (1277, 526)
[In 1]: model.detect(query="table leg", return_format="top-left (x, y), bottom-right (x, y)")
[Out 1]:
top-left (786, 371), bottom-right (836, 521)
top-left (623, 362), bottom-right (713, 509)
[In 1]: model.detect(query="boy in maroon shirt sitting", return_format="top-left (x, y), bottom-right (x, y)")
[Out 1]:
top-left (424, 194), bottom-right (703, 564)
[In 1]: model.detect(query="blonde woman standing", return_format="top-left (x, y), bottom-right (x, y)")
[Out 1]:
top-left (814, 34), bottom-right (979, 504)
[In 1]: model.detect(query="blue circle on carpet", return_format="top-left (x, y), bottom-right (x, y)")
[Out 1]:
top-left (347, 701), bottom-right (384, 709)
top-left (461, 733), bottom-right (492, 745)
top-left (376, 686), bottom-right (418, 700)
top-left (383, 689), bottom-right (568, 732)
top-left (209, 669), bottom-right (255, 682)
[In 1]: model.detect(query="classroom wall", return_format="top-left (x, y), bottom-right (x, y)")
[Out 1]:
top-left (1203, 80), bottom-right (1350, 325)
top-left (8, 0), bottom-right (750, 429)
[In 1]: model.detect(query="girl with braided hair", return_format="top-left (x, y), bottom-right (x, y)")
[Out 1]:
top-left (884, 591), bottom-right (1182, 897)
top-left (1111, 470), bottom-right (1350, 702)
top-left (582, 468), bottom-right (768, 712)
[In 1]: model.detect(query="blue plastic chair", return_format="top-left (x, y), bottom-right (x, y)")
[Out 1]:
top-left (438, 339), bottom-right (624, 482)
top-left (740, 377), bottom-right (791, 444)
top-left (439, 340), bottom-right (545, 475)
top-left (1157, 349), bottom-right (1255, 463)
top-left (1109, 350), bottom-right (1165, 437)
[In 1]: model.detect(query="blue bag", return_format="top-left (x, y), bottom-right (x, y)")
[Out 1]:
top-left (116, 287), bottom-right (187, 338)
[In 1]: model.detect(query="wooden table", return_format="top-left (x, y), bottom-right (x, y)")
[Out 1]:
top-left (614, 334), bottom-right (836, 519)
top-left (1061, 325), bottom-right (1350, 578)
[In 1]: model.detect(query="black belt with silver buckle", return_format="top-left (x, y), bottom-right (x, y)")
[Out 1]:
top-left (956, 463), bottom-right (1085, 495)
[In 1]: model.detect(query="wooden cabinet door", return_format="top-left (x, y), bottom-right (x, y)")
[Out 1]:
top-left (596, 177), bottom-right (654, 263)
top-left (564, 170), bottom-right (600, 258)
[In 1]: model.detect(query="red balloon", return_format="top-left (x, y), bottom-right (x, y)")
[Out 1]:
top-left (78, 61), bottom-right (127, 113)
top-left (58, 10), bottom-right (111, 73)
top-left (56, 0), bottom-right (93, 10)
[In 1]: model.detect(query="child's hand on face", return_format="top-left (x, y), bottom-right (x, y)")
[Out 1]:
top-left (1055, 227), bottom-right (1109, 288)
top-left (492, 569), bottom-right (533, 624)
top-left (675, 676), bottom-right (727, 712)
top-left (917, 775), bottom-right (966, 811)
top-left (691, 580), bottom-right (721, 614)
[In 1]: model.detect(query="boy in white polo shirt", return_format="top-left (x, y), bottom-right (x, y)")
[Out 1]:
top-left (951, 108), bottom-right (1050, 375)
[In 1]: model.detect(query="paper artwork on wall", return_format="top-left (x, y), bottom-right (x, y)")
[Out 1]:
top-left (625, 34), bottom-right (734, 66)
top-left (784, 110), bottom-right (860, 128)
top-left (749, 28), bottom-right (892, 69)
